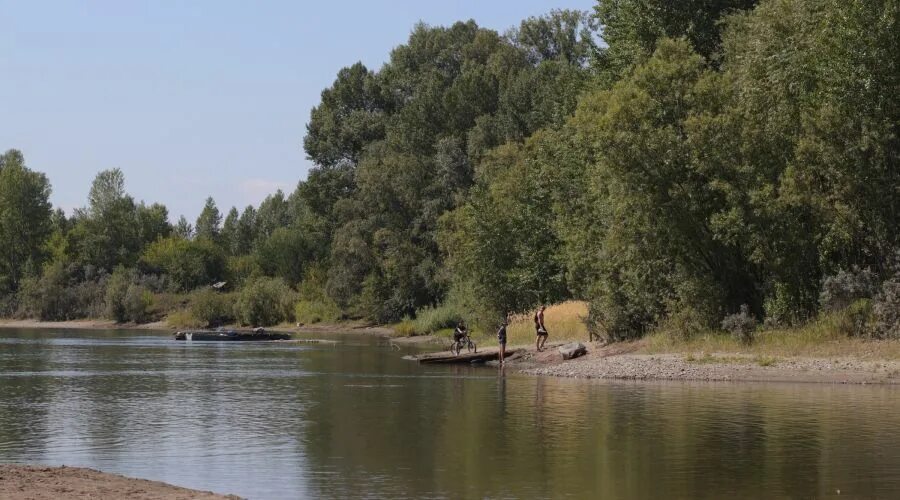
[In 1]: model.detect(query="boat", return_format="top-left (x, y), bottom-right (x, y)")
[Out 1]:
top-left (173, 328), bottom-right (290, 341)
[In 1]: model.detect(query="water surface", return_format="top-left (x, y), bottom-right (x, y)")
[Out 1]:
top-left (1, 329), bottom-right (899, 499)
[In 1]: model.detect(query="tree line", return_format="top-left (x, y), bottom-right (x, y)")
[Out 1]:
top-left (1, 0), bottom-right (898, 337)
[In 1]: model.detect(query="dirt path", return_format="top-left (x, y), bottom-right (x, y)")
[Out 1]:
top-left (0, 465), bottom-right (239, 500)
top-left (509, 342), bottom-right (900, 384)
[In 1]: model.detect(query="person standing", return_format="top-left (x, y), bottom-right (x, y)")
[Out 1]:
top-left (535, 305), bottom-right (549, 352)
top-left (497, 316), bottom-right (508, 365)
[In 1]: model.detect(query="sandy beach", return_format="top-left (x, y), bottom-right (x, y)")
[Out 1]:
top-left (0, 465), bottom-right (239, 500)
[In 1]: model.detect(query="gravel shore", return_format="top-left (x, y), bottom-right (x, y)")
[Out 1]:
top-left (514, 346), bottom-right (900, 384)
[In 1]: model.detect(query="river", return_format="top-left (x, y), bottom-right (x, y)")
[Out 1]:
top-left (1, 328), bottom-right (899, 499)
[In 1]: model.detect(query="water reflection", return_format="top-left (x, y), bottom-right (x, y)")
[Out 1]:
top-left (1, 329), bottom-right (899, 499)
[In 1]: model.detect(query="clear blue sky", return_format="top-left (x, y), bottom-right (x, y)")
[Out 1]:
top-left (1, 0), bottom-right (595, 221)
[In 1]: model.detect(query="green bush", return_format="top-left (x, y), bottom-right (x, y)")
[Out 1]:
top-left (226, 255), bottom-right (262, 288)
top-left (190, 289), bottom-right (235, 327)
top-left (123, 284), bottom-right (153, 323)
top-left (167, 308), bottom-right (203, 328)
top-left (835, 298), bottom-right (873, 337)
top-left (105, 266), bottom-right (153, 323)
top-left (393, 318), bottom-right (418, 337)
top-left (872, 276), bottom-right (900, 339)
top-left (294, 266), bottom-right (341, 324)
top-left (295, 299), bottom-right (340, 324)
top-left (413, 303), bottom-right (465, 335)
top-left (16, 261), bottom-right (108, 320)
top-left (234, 277), bottom-right (295, 327)
top-left (105, 266), bottom-right (133, 322)
top-left (721, 305), bottom-right (757, 345)
top-left (140, 236), bottom-right (225, 291)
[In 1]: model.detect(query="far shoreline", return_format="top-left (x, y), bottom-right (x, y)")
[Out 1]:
top-left (3, 318), bottom-right (900, 385)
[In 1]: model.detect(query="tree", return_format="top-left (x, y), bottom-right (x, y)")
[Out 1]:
top-left (174, 215), bottom-right (193, 239)
top-left (136, 202), bottom-right (171, 246)
top-left (507, 9), bottom-right (598, 65)
top-left (220, 206), bottom-right (240, 255)
top-left (593, 0), bottom-right (758, 80)
top-left (0, 150), bottom-right (53, 292)
top-left (140, 236), bottom-right (225, 291)
top-left (194, 196), bottom-right (222, 242)
top-left (69, 169), bottom-right (142, 271)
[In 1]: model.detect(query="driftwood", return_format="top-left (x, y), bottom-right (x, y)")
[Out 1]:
top-left (411, 348), bottom-right (523, 364)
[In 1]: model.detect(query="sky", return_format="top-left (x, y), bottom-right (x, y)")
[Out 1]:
top-left (1, 0), bottom-right (595, 222)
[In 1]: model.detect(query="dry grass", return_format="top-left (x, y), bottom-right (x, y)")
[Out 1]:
top-left (473, 301), bottom-right (590, 346)
top-left (643, 312), bottom-right (900, 361)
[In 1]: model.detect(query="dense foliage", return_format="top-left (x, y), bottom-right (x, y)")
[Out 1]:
top-left (2, 1), bottom-right (897, 338)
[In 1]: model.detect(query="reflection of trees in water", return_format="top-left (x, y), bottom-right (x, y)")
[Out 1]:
top-left (298, 369), bottom-right (900, 498)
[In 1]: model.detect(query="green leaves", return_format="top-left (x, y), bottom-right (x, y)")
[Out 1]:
top-left (0, 150), bottom-right (53, 292)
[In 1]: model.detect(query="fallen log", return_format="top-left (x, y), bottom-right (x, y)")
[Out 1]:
top-left (412, 348), bottom-right (522, 364)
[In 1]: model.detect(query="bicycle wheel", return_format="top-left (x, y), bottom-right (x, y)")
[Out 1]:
top-left (451, 341), bottom-right (459, 356)
top-left (466, 339), bottom-right (476, 353)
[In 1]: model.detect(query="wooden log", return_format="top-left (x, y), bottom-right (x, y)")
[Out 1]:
top-left (413, 348), bottom-right (522, 364)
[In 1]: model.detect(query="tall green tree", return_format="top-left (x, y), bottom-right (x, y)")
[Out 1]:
top-left (194, 196), bottom-right (222, 242)
top-left (68, 169), bottom-right (142, 271)
top-left (0, 150), bottom-right (53, 292)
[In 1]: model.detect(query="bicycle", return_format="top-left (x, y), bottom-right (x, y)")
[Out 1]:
top-left (450, 333), bottom-right (477, 355)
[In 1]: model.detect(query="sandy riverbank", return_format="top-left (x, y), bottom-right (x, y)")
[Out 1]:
top-left (0, 319), bottom-right (170, 331)
top-left (506, 342), bottom-right (900, 384)
top-left (0, 465), bottom-right (239, 500)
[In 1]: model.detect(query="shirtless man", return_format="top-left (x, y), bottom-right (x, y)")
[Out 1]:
top-left (497, 316), bottom-right (508, 365)
top-left (535, 305), bottom-right (549, 352)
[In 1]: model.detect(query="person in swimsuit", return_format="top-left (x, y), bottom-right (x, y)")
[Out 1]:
top-left (497, 316), bottom-right (508, 365)
top-left (535, 305), bottom-right (548, 352)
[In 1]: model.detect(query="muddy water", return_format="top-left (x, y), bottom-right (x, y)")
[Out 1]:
top-left (1, 329), bottom-right (899, 499)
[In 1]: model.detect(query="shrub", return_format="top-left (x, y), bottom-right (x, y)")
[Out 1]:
top-left (294, 266), bottom-right (342, 324)
top-left (234, 277), bottom-right (295, 327)
top-left (872, 276), bottom-right (900, 339)
top-left (820, 268), bottom-right (878, 312)
top-left (393, 318), bottom-right (418, 337)
top-left (657, 305), bottom-right (710, 341)
top-left (836, 299), bottom-right (873, 337)
top-left (105, 266), bottom-right (134, 322)
top-left (413, 303), bottom-right (465, 335)
top-left (105, 266), bottom-right (154, 323)
top-left (721, 304), bottom-right (757, 344)
top-left (123, 284), bottom-right (153, 323)
top-left (295, 299), bottom-right (340, 324)
top-left (190, 289), bottom-right (236, 327)
top-left (18, 261), bottom-right (79, 321)
top-left (140, 236), bottom-right (225, 291)
top-left (226, 255), bottom-right (262, 288)
top-left (166, 308), bottom-right (204, 328)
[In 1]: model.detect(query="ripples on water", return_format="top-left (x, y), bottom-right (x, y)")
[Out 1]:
top-left (1, 329), bottom-right (900, 499)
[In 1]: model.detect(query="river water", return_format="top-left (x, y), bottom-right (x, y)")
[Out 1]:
top-left (1, 329), bottom-right (899, 499)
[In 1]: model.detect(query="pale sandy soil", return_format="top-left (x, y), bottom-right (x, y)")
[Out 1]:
top-left (511, 342), bottom-right (900, 384)
top-left (0, 319), bottom-right (169, 330)
top-left (0, 465), bottom-right (240, 500)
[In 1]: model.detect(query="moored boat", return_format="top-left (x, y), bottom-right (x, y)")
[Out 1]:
top-left (174, 328), bottom-right (290, 341)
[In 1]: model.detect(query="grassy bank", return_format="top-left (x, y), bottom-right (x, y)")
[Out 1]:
top-left (643, 313), bottom-right (900, 361)
top-left (399, 300), bottom-right (900, 361)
